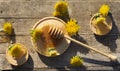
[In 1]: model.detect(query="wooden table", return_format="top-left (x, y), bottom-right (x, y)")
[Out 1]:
top-left (0, 0), bottom-right (120, 71)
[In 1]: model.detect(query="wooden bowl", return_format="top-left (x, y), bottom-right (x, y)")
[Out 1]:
top-left (31, 17), bottom-right (71, 57)
top-left (6, 43), bottom-right (29, 66)
top-left (90, 13), bottom-right (112, 36)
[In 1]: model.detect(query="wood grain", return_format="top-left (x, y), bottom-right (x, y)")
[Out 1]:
top-left (0, 0), bottom-right (120, 70)
top-left (0, 34), bottom-right (120, 54)
top-left (0, 52), bottom-right (120, 70)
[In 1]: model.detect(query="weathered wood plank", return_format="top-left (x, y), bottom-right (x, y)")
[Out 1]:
top-left (0, 0), bottom-right (120, 70)
top-left (69, 1), bottom-right (120, 34)
top-left (0, 34), bottom-right (120, 54)
top-left (0, 53), bottom-right (120, 70)
top-left (0, 35), bottom-right (33, 54)
top-left (0, 18), bottom-right (119, 35)
top-left (0, 1), bottom-right (119, 34)
top-left (1, 67), bottom-right (119, 71)
top-left (0, 1), bottom-right (119, 19)
top-left (0, 52), bottom-right (46, 70)
top-left (0, 54), bottom-right (12, 70)
top-left (0, 0), bottom-right (53, 18)
top-left (2, 66), bottom-right (117, 71)
top-left (0, 19), bottom-right (39, 35)
top-left (79, 34), bottom-right (120, 53)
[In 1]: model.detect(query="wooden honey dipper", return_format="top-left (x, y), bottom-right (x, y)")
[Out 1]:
top-left (48, 26), bottom-right (117, 61)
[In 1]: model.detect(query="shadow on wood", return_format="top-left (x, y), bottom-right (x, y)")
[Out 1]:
top-left (38, 37), bottom-right (88, 70)
top-left (10, 28), bottom-right (16, 44)
top-left (0, 28), bottom-right (16, 43)
top-left (71, 33), bottom-right (90, 54)
top-left (54, 6), bottom-right (70, 23)
top-left (94, 13), bottom-right (120, 52)
top-left (38, 52), bottom-right (87, 71)
top-left (83, 57), bottom-right (120, 66)
top-left (37, 33), bottom-right (89, 70)
top-left (38, 46), bottom-right (76, 67)
top-left (11, 55), bottom-right (34, 71)
top-left (55, 66), bottom-right (87, 71)
top-left (82, 57), bottom-right (120, 70)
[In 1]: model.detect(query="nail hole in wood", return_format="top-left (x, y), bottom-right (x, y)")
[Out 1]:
top-left (0, 11), bottom-right (3, 14)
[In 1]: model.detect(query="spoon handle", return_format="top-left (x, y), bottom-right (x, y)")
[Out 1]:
top-left (64, 35), bottom-right (117, 61)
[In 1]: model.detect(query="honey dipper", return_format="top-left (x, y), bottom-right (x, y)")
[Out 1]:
top-left (48, 26), bottom-right (117, 61)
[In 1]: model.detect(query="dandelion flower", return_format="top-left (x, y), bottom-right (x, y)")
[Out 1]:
top-left (53, 11), bottom-right (61, 17)
top-left (65, 19), bottom-right (80, 36)
top-left (99, 4), bottom-right (110, 16)
top-left (54, 1), bottom-right (68, 14)
top-left (3, 22), bottom-right (12, 35)
top-left (96, 17), bottom-right (106, 25)
top-left (31, 29), bottom-right (43, 41)
top-left (93, 17), bottom-right (111, 35)
top-left (70, 55), bottom-right (83, 67)
top-left (53, 1), bottom-right (68, 17)
top-left (9, 43), bottom-right (26, 59)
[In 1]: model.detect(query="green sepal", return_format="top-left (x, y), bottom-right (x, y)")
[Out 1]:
top-left (94, 14), bottom-right (100, 19)
top-left (8, 45), bottom-right (13, 50)
top-left (48, 48), bottom-right (56, 52)
top-left (30, 29), bottom-right (34, 36)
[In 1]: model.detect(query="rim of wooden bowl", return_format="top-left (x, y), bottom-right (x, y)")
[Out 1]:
top-left (6, 43), bottom-right (29, 66)
top-left (89, 13), bottom-right (112, 36)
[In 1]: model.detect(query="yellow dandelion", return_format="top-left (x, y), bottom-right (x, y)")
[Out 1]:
top-left (53, 11), bottom-right (61, 17)
top-left (96, 17), bottom-right (106, 25)
top-left (65, 19), bottom-right (80, 36)
top-left (9, 43), bottom-right (26, 59)
top-left (3, 22), bottom-right (12, 35)
top-left (99, 4), bottom-right (110, 16)
top-left (54, 1), bottom-right (68, 14)
top-left (70, 55), bottom-right (83, 67)
top-left (31, 29), bottom-right (43, 41)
